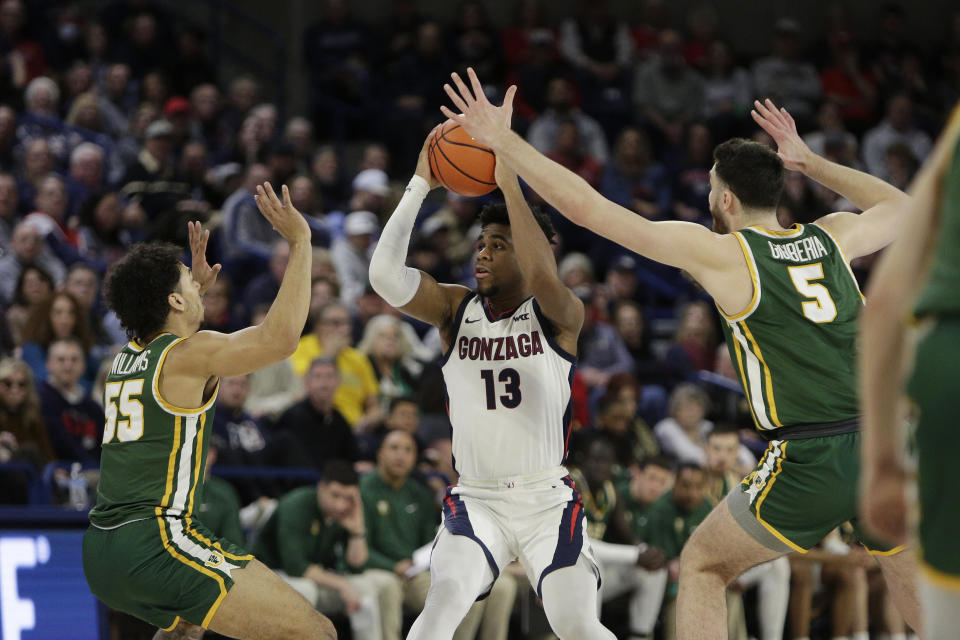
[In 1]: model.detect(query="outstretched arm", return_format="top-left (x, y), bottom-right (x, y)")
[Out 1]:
top-left (440, 70), bottom-right (739, 292)
top-left (751, 99), bottom-right (910, 260)
top-left (496, 158), bottom-right (583, 341)
top-left (368, 129), bottom-right (469, 340)
top-left (859, 111), bottom-right (960, 544)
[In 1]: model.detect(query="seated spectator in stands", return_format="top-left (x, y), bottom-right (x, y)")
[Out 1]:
top-left (558, 0), bottom-right (634, 134)
top-left (527, 76), bottom-right (609, 163)
top-left (580, 386), bottom-right (658, 473)
top-left (325, 168), bottom-right (391, 242)
top-left (200, 276), bottom-right (243, 334)
top-left (422, 192), bottom-right (482, 269)
top-left (312, 145), bottom-right (350, 213)
top-left (665, 300), bottom-right (716, 380)
top-left (15, 138), bottom-right (53, 215)
top-left (273, 358), bottom-right (358, 469)
top-left (864, 97), bottom-right (932, 178)
top-left (803, 101), bottom-right (860, 167)
top-left (290, 175), bottom-right (332, 245)
top-left (283, 117), bottom-right (315, 169)
top-left (602, 127), bottom-right (670, 220)
top-left (36, 336), bottom-right (103, 465)
top-left (20, 290), bottom-right (97, 388)
top-left (357, 395), bottom-right (423, 464)
top-left (819, 30), bottom-right (877, 130)
top-left (5, 265), bottom-right (53, 346)
top-left (76, 191), bottom-right (128, 264)
top-left (243, 304), bottom-right (304, 420)
top-left (308, 276), bottom-right (340, 327)
top-left (169, 23), bottom-right (216, 96)
top-left (751, 18), bottom-right (821, 127)
top-left (506, 29), bottom-right (564, 128)
top-left (669, 123), bottom-right (714, 224)
top-left (65, 143), bottom-right (106, 219)
top-left (883, 141), bottom-right (920, 191)
top-left (569, 436), bottom-right (668, 640)
top-left (702, 424), bottom-right (756, 504)
top-left (241, 239), bottom-right (289, 319)
top-left (332, 210), bottom-right (378, 310)
top-left (27, 174), bottom-right (81, 252)
top-left (292, 302), bottom-right (381, 431)
top-left (0, 357), bottom-right (54, 503)
top-left (0, 170), bottom-right (17, 246)
top-left (178, 140), bottom-right (219, 210)
top-left (98, 62), bottom-right (135, 132)
top-left (211, 373), bottom-right (270, 468)
top-left (633, 29), bottom-right (704, 139)
top-left (545, 118), bottom-right (605, 189)
top-left (251, 460), bottom-right (396, 640)
top-left (63, 263), bottom-right (120, 353)
top-left (612, 300), bottom-right (666, 388)
top-left (778, 170), bottom-right (830, 227)
top-left (197, 441), bottom-right (246, 547)
top-left (701, 41), bottom-right (752, 136)
top-left (0, 106), bottom-right (15, 173)
top-left (577, 299), bottom-right (634, 389)
top-left (188, 83), bottom-right (226, 155)
top-left (502, 0), bottom-right (556, 69)
top-left (0, 221), bottom-right (66, 303)
top-left (357, 314), bottom-right (422, 410)
top-left (607, 372), bottom-right (662, 459)
top-left (449, 1), bottom-right (502, 82)
top-left (655, 385), bottom-right (752, 472)
top-left (619, 456), bottom-right (674, 544)
top-left (113, 101), bottom-right (158, 172)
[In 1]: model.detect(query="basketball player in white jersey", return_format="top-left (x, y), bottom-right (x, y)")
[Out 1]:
top-left (369, 119), bottom-right (616, 639)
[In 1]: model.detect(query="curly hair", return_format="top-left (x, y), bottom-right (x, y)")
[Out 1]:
top-left (21, 290), bottom-right (93, 352)
top-left (103, 242), bottom-right (183, 344)
top-left (478, 203), bottom-right (557, 244)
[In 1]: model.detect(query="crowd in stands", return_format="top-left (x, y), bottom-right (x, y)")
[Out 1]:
top-left (0, 0), bottom-right (949, 636)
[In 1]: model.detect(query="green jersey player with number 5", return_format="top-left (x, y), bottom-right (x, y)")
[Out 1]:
top-left (441, 67), bottom-right (923, 638)
top-left (82, 183), bottom-right (336, 640)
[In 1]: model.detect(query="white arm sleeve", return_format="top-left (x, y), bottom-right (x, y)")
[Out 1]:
top-left (369, 176), bottom-right (427, 307)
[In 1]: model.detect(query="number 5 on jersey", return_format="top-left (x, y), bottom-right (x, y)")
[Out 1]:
top-left (103, 379), bottom-right (145, 443)
top-left (788, 263), bottom-right (837, 323)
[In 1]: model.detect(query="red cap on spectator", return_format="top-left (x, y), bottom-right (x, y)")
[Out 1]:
top-left (163, 96), bottom-right (191, 117)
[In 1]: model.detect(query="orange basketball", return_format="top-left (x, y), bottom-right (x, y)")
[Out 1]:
top-left (428, 120), bottom-right (497, 197)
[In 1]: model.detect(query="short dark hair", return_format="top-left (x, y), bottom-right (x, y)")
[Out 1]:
top-left (308, 357), bottom-right (339, 375)
top-left (713, 138), bottom-right (784, 209)
top-left (388, 396), bottom-right (418, 413)
top-left (479, 203), bottom-right (556, 244)
top-left (706, 423), bottom-right (741, 440)
top-left (677, 462), bottom-right (705, 478)
top-left (48, 335), bottom-right (85, 356)
top-left (322, 459), bottom-right (358, 486)
top-left (104, 242), bottom-right (182, 344)
top-left (640, 455), bottom-right (675, 472)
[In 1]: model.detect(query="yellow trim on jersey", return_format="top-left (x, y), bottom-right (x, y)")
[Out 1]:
top-left (865, 544), bottom-right (907, 557)
top-left (127, 341), bottom-right (145, 352)
top-left (754, 443), bottom-right (806, 553)
top-left (811, 223), bottom-right (866, 303)
top-left (161, 616), bottom-right (181, 632)
top-left (741, 321), bottom-right (782, 427)
top-left (183, 517), bottom-right (254, 562)
top-left (155, 516), bottom-right (227, 628)
top-left (748, 224), bottom-right (804, 238)
top-left (730, 337), bottom-right (762, 429)
top-left (719, 232), bottom-right (761, 321)
top-left (159, 416), bottom-right (183, 510)
top-left (186, 413), bottom-right (205, 516)
top-left (923, 562), bottom-right (960, 591)
top-left (152, 336), bottom-right (220, 416)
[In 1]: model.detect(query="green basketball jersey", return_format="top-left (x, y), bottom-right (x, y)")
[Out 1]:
top-left (90, 333), bottom-right (219, 529)
top-left (718, 224), bottom-right (862, 431)
top-left (915, 120), bottom-right (960, 316)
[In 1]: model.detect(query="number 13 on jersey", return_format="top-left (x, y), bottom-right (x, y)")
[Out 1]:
top-left (481, 368), bottom-right (522, 409)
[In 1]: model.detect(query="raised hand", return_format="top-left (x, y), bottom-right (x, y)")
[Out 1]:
top-left (751, 99), bottom-right (813, 171)
top-left (441, 67), bottom-right (517, 149)
top-left (187, 220), bottom-right (222, 295)
top-left (254, 181), bottom-right (311, 245)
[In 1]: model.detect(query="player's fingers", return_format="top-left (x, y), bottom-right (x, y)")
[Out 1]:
top-left (503, 85), bottom-right (517, 111)
top-left (444, 84), bottom-right (468, 112)
top-left (467, 67), bottom-right (485, 102)
top-left (450, 72), bottom-right (473, 104)
top-left (281, 184), bottom-right (293, 209)
top-left (781, 107), bottom-right (797, 131)
top-left (254, 189), bottom-right (275, 219)
top-left (440, 105), bottom-right (464, 122)
top-left (264, 181), bottom-right (283, 209)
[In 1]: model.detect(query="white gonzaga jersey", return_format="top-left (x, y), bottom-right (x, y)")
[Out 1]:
top-left (441, 293), bottom-right (576, 480)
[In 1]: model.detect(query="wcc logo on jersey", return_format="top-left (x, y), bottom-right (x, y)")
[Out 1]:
top-left (457, 331), bottom-right (545, 361)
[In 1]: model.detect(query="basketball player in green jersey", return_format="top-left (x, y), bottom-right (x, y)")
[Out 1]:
top-left (442, 68), bottom-right (922, 638)
top-left (860, 104), bottom-right (960, 639)
top-left (82, 183), bottom-right (336, 640)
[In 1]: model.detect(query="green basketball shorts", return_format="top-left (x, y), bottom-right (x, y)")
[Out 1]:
top-left (908, 316), bottom-right (960, 587)
top-left (83, 515), bottom-right (253, 630)
top-left (728, 432), bottom-right (903, 554)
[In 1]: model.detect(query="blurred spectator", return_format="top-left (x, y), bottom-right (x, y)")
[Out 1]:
top-left (220, 74), bottom-right (259, 138)
top-left (376, 0), bottom-right (423, 66)
top-left (883, 141), bottom-right (919, 191)
top-left (37, 336), bottom-right (103, 465)
top-left (98, 63), bottom-right (135, 133)
top-left (292, 302), bottom-right (381, 431)
top-left (196, 442), bottom-right (245, 546)
top-left (802, 101), bottom-right (860, 168)
top-left (326, 168), bottom-right (391, 242)
top-left (577, 302), bottom-right (634, 389)
top-left (251, 460), bottom-right (397, 640)
top-left (545, 118), bottom-right (604, 189)
top-left (612, 300), bottom-right (665, 387)
top-left (527, 77), bottom-right (609, 163)
top-left (607, 372), bottom-right (663, 457)
top-left (169, 24), bottom-right (216, 95)
top-left (62, 263), bottom-right (118, 350)
top-left (221, 163), bottom-right (274, 268)
top-left (66, 143), bottom-right (106, 218)
top-left (0, 168), bottom-right (16, 244)
top-left (423, 192), bottom-right (481, 268)
top-left (178, 140), bottom-right (218, 209)
top-left (20, 291), bottom-right (96, 388)
top-left (16, 137), bottom-right (53, 213)
top-left (558, 251), bottom-right (595, 298)
top-left (27, 173), bottom-right (78, 248)
top-left (669, 123), bottom-right (713, 224)
top-left (284, 117), bottom-right (315, 168)
top-left (585, 384), bottom-right (658, 469)
top-left (448, 1), bottom-right (503, 86)
top-left (0, 0), bottom-right (44, 81)
top-left (119, 12), bottom-right (168, 78)
top-left (703, 423), bottom-right (753, 504)
top-left (189, 83), bottom-right (226, 155)
top-left (245, 304), bottom-right (305, 420)
top-left (312, 145), bottom-right (350, 212)
top-left (701, 41), bottom-right (752, 134)
top-left (558, 0), bottom-right (634, 134)
top-left (0, 105), bottom-right (16, 171)
top-left (502, 0), bottom-right (555, 68)
top-left (77, 191), bottom-right (129, 263)
top-left (302, 0), bottom-right (374, 140)
top-left (665, 300), bottom-right (716, 379)
top-left (620, 456), bottom-right (674, 543)
top-left (751, 19), bottom-right (821, 127)
top-left (633, 29), bottom-right (705, 138)
top-left (0, 356), bottom-right (53, 503)
top-left (201, 276), bottom-right (243, 334)
top-left (862, 93), bottom-right (932, 179)
top-left (273, 358), bottom-right (358, 469)
top-left (602, 127), bottom-right (671, 218)
top-left (778, 171), bottom-right (830, 227)
top-left (240, 239), bottom-right (289, 320)
top-left (5, 264), bottom-right (52, 345)
top-left (210, 374), bottom-right (271, 471)
top-left (114, 101), bottom-right (157, 171)
top-left (0, 221), bottom-right (66, 303)
top-left (682, 4), bottom-right (719, 71)
top-left (357, 314), bottom-right (422, 410)
top-left (332, 210), bottom-right (378, 309)
top-left (819, 30), bottom-right (877, 130)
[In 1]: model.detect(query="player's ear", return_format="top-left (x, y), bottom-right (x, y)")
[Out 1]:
top-left (168, 291), bottom-right (186, 312)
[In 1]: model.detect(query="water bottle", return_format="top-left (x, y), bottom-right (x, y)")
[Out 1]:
top-left (68, 462), bottom-right (89, 510)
